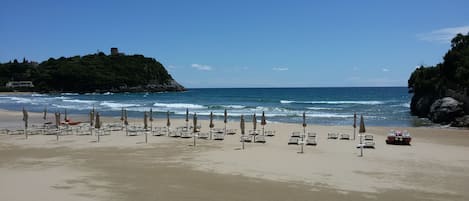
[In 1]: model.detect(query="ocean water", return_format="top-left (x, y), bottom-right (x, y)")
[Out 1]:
top-left (0, 87), bottom-right (421, 126)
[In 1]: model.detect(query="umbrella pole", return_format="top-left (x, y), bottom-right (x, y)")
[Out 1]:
top-left (98, 129), bottom-right (100, 143)
top-left (145, 131), bottom-right (148, 144)
top-left (209, 128), bottom-right (212, 140)
top-left (193, 134), bottom-right (196, 147)
top-left (354, 127), bottom-right (356, 140)
top-left (360, 134), bottom-right (363, 157)
top-left (224, 123), bottom-right (227, 135)
top-left (262, 125), bottom-right (265, 136)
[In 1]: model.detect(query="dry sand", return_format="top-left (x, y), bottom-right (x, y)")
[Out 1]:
top-left (1, 109), bottom-right (469, 201)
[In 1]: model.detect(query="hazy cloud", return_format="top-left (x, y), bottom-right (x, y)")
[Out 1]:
top-left (417, 25), bottom-right (469, 43)
top-left (191, 64), bottom-right (213, 71)
top-left (272, 67), bottom-right (289, 71)
top-left (382, 68), bottom-right (390, 72)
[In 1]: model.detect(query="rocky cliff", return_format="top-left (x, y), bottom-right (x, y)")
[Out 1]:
top-left (408, 33), bottom-right (469, 127)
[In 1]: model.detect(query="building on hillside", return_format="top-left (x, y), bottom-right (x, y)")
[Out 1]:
top-left (5, 81), bottom-right (34, 88)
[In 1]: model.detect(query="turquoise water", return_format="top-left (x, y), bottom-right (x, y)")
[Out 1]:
top-left (0, 87), bottom-right (420, 126)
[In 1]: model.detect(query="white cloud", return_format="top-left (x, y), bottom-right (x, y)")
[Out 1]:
top-left (382, 68), bottom-right (390, 72)
top-left (272, 67), bottom-right (289, 71)
top-left (191, 64), bottom-right (212, 71)
top-left (417, 25), bottom-right (469, 43)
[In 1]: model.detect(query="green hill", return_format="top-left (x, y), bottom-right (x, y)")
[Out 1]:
top-left (0, 52), bottom-right (185, 93)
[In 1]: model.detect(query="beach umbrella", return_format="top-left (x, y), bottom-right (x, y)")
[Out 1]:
top-left (252, 113), bottom-right (257, 132)
top-left (185, 108), bottom-right (189, 130)
top-left (55, 112), bottom-right (60, 141)
top-left (22, 107), bottom-right (28, 139)
top-left (359, 115), bottom-right (366, 157)
top-left (261, 111), bottom-right (266, 136)
top-left (149, 108), bottom-right (153, 131)
top-left (353, 113), bottom-right (357, 140)
top-left (144, 111), bottom-right (148, 130)
top-left (124, 109), bottom-right (129, 136)
top-left (64, 109), bottom-right (68, 122)
top-left (89, 110), bottom-right (94, 127)
top-left (240, 115), bottom-right (245, 149)
top-left (166, 111), bottom-right (171, 134)
top-left (43, 106), bottom-right (47, 121)
top-left (209, 112), bottom-right (214, 140)
top-left (193, 113), bottom-right (198, 146)
top-left (224, 108), bottom-right (227, 134)
top-left (144, 111), bottom-right (148, 143)
top-left (95, 112), bottom-right (101, 142)
top-left (302, 112), bottom-right (307, 135)
top-left (120, 107), bottom-right (125, 124)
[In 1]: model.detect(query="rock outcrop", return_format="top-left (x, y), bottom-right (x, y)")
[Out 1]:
top-left (429, 97), bottom-right (464, 124)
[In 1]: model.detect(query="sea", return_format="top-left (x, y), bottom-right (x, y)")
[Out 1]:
top-left (0, 87), bottom-right (428, 127)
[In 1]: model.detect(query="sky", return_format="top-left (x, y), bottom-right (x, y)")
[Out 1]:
top-left (1, 0), bottom-right (469, 88)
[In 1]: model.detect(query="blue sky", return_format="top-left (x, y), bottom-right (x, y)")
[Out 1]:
top-left (1, 0), bottom-right (469, 88)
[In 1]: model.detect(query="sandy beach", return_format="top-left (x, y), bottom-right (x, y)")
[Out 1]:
top-left (1, 109), bottom-right (469, 201)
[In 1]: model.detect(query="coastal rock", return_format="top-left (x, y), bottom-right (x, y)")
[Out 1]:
top-left (429, 97), bottom-right (464, 124)
top-left (410, 95), bottom-right (435, 117)
top-left (451, 115), bottom-right (469, 127)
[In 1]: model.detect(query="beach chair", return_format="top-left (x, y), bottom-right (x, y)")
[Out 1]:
top-left (249, 130), bottom-right (260, 135)
top-left (328, 133), bottom-right (338, 139)
top-left (240, 135), bottom-right (252, 143)
top-left (288, 136), bottom-right (299, 145)
top-left (180, 131), bottom-right (193, 138)
top-left (307, 132), bottom-right (317, 138)
top-left (363, 134), bottom-right (375, 148)
top-left (306, 137), bottom-right (317, 146)
top-left (255, 135), bottom-right (266, 143)
top-left (291, 132), bottom-right (301, 138)
top-left (213, 133), bottom-right (224, 140)
top-left (197, 132), bottom-right (209, 139)
top-left (226, 129), bottom-right (237, 135)
top-left (9, 129), bottom-right (24, 135)
top-left (265, 130), bottom-right (275, 136)
top-left (169, 130), bottom-right (181, 137)
top-left (340, 134), bottom-right (350, 140)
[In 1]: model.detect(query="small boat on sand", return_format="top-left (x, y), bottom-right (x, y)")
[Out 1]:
top-left (386, 130), bottom-right (411, 145)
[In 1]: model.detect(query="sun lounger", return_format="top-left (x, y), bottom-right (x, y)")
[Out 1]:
top-left (364, 134), bottom-right (374, 141)
top-left (249, 130), bottom-right (260, 135)
top-left (255, 135), bottom-right (266, 143)
top-left (213, 133), bottom-right (224, 140)
top-left (340, 134), bottom-right (350, 140)
top-left (226, 129), bottom-right (237, 135)
top-left (291, 132), bottom-right (301, 138)
top-left (328, 133), bottom-right (338, 139)
top-left (197, 132), bottom-right (209, 139)
top-left (288, 137), bottom-right (299, 145)
top-left (307, 132), bottom-right (316, 138)
top-left (240, 135), bottom-right (252, 142)
top-left (180, 131), bottom-right (193, 138)
top-left (8, 129), bottom-right (24, 135)
top-left (169, 131), bottom-right (181, 137)
top-left (306, 137), bottom-right (317, 146)
top-left (265, 130), bottom-right (275, 136)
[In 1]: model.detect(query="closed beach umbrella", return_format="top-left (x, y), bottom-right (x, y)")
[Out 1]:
top-left (124, 109), bottom-right (128, 126)
top-left (359, 115), bottom-right (365, 133)
top-left (120, 108), bottom-right (125, 122)
top-left (22, 107), bottom-right (28, 129)
top-left (261, 111), bottom-right (266, 135)
top-left (302, 112), bottom-right (307, 137)
top-left (166, 111), bottom-right (171, 127)
top-left (193, 113), bottom-right (198, 133)
top-left (149, 108), bottom-right (153, 131)
top-left (89, 110), bottom-right (94, 127)
top-left (144, 111), bottom-right (148, 130)
top-left (353, 113), bottom-right (357, 140)
top-left (209, 112), bottom-right (214, 140)
top-left (359, 115), bottom-right (366, 157)
top-left (185, 108), bottom-right (189, 123)
top-left (240, 115), bottom-right (245, 149)
top-left (55, 112), bottom-right (60, 127)
top-left (64, 109), bottom-right (68, 122)
top-left (252, 113), bottom-right (257, 131)
top-left (43, 107), bottom-right (47, 120)
top-left (95, 112), bottom-right (101, 129)
top-left (209, 112), bottom-right (214, 129)
top-left (224, 109), bottom-right (227, 133)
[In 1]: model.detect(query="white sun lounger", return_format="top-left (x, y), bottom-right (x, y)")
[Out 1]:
top-left (240, 135), bottom-right (252, 142)
top-left (340, 134), bottom-right (350, 140)
top-left (180, 131), bottom-right (193, 138)
top-left (265, 130), bottom-right (275, 136)
top-left (328, 133), bottom-right (338, 139)
top-left (255, 135), bottom-right (266, 143)
top-left (306, 137), bottom-right (317, 146)
top-left (197, 132), bottom-right (209, 139)
top-left (213, 133), bottom-right (224, 140)
top-left (288, 137), bottom-right (299, 145)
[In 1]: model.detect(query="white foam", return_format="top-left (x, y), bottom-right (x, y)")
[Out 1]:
top-left (63, 99), bottom-right (97, 104)
top-left (280, 100), bottom-right (294, 104)
top-left (100, 101), bottom-right (140, 109)
top-left (60, 93), bottom-right (79, 96)
top-left (153, 102), bottom-right (205, 109)
top-left (223, 105), bottom-right (246, 109)
top-left (282, 100), bottom-right (384, 105)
